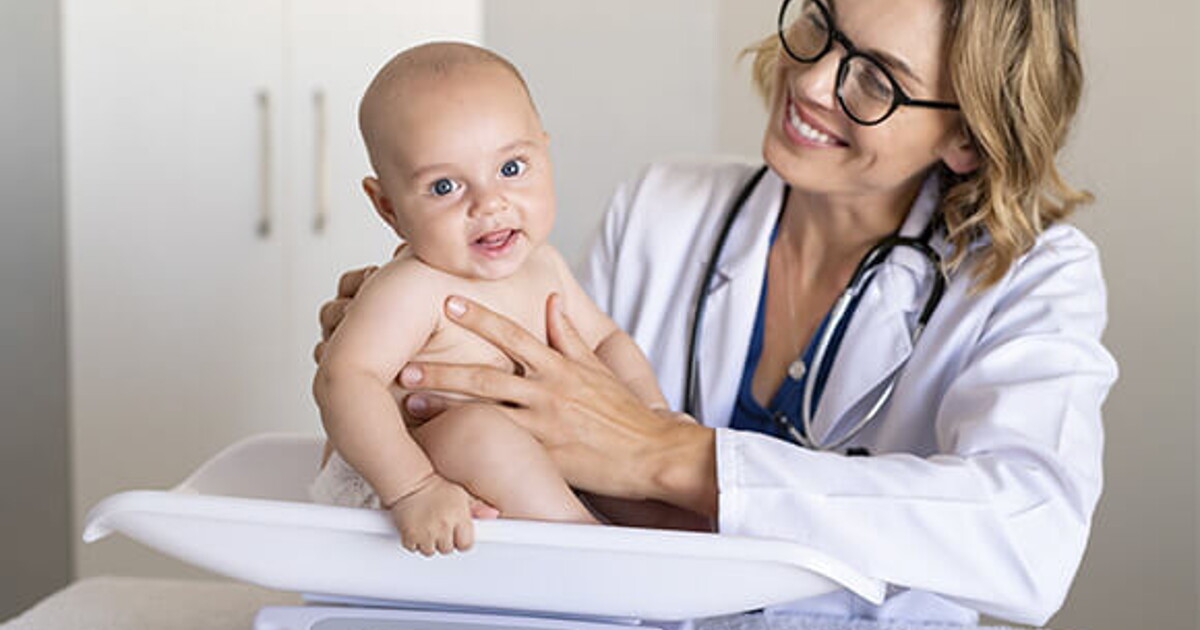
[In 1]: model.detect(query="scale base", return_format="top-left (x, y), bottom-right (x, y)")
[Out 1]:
top-left (254, 605), bottom-right (662, 630)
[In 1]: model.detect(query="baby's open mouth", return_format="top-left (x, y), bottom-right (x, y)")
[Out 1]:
top-left (472, 228), bottom-right (519, 255)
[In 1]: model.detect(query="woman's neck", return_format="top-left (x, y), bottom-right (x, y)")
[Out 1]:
top-left (778, 183), bottom-right (921, 283)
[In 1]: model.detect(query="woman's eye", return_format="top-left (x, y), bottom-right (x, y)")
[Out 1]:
top-left (500, 158), bottom-right (528, 178)
top-left (430, 178), bottom-right (460, 197)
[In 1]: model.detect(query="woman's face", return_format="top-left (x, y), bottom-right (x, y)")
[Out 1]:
top-left (763, 0), bottom-right (973, 203)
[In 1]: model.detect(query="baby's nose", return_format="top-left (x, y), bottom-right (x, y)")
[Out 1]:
top-left (471, 189), bottom-right (509, 216)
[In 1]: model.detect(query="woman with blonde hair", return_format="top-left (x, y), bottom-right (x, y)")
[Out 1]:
top-left (319, 0), bottom-right (1115, 624)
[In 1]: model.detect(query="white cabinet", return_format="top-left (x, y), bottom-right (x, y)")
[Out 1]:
top-left (63, 0), bottom-right (482, 578)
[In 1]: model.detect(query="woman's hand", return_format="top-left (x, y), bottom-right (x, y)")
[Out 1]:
top-left (400, 294), bottom-right (718, 517)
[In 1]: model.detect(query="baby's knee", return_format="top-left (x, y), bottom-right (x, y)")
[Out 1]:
top-left (417, 404), bottom-right (533, 473)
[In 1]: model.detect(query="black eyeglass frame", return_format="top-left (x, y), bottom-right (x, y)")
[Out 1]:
top-left (777, 0), bottom-right (960, 126)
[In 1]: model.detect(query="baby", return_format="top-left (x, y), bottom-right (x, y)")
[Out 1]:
top-left (311, 42), bottom-right (666, 556)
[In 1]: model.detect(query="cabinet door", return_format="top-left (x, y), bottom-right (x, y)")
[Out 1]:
top-left (280, 0), bottom-right (484, 425)
top-left (64, 0), bottom-right (289, 578)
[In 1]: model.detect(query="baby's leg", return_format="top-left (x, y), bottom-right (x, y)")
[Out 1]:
top-left (414, 403), bottom-right (596, 524)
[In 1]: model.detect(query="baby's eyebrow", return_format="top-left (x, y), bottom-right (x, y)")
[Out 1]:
top-left (408, 162), bottom-right (454, 182)
top-left (496, 138), bottom-right (538, 154)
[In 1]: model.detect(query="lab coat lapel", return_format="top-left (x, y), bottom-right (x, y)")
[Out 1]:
top-left (807, 175), bottom-right (944, 447)
top-left (807, 268), bottom-right (916, 446)
top-left (694, 169), bottom-right (787, 426)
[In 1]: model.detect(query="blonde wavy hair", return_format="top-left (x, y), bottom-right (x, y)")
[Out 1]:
top-left (748, 0), bottom-right (1092, 288)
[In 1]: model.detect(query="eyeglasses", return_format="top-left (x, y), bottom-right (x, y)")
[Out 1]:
top-left (777, 0), bottom-right (960, 126)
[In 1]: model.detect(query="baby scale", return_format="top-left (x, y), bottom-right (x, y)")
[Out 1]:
top-left (83, 434), bottom-right (886, 630)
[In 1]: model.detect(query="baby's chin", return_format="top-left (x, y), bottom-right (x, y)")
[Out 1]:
top-left (417, 249), bottom-right (532, 283)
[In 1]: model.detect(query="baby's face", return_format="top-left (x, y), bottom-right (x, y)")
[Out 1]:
top-left (373, 65), bottom-right (555, 281)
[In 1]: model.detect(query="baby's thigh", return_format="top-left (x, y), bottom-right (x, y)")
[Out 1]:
top-left (414, 403), bottom-right (539, 479)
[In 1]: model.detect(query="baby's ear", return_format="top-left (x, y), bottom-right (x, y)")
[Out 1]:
top-left (362, 176), bottom-right (405, 237)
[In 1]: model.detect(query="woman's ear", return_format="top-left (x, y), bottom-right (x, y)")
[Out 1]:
top-left (362, 176), bottom-right (405, 237)
top-left (939, 124), bottom-right (981, 175)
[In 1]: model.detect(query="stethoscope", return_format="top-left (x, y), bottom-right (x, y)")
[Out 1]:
top-left (683, 166), bottom-right (948, 452)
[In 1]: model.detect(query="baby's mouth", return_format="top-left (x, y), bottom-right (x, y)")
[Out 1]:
top-left (472, 228), bottom-right (520, 256)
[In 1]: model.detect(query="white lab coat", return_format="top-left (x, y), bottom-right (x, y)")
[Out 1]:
top-left (579, 159), bottom-right (1117, 626)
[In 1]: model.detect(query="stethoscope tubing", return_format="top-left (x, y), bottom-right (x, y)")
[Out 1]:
top-left (684, 166), bottom-right (947, 453)
top-left (684, 166), bottom-right (770, 418)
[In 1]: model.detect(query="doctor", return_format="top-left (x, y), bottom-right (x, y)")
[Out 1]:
top-left (317, 0), bottom-right (1115, 625)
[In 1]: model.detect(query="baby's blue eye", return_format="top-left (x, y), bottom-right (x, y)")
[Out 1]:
top-left (500, 158), bottom-right (527, 178)
top-left (430, 178), bottom-right (460, 197)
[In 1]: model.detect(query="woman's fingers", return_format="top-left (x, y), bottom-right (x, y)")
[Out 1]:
top-left (400, 362), bottom-right (545, 409)
top-left (545, 293), bottom-right (606, 370)
top-left (338, 265), bottom-right (377, 298)
top-left (402, 393), bottom-right (451, 422)
top-left (443, 296), bottom-right (559, 373)
top-left (469, 498), bottom-right (500, 520)
top-left (318, 298), bottom-right (350, 341)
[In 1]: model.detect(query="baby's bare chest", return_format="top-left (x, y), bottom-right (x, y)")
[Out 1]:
top-left (412, 274), bottom-right (558, 372)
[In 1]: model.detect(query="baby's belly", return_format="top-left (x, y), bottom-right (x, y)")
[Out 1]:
top-left (397, 328), bottom-right (521, 413)
top-left (414, 329), bottom-right (520, 374)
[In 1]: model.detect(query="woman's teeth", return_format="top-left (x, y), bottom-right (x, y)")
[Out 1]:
top-left (789, 102), bottom-right (838, 145)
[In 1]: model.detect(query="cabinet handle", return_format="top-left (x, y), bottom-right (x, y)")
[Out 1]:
top-left (313, 89), bottom-right (329, 235)
top-left (256, 90), bottom-right (272, 239)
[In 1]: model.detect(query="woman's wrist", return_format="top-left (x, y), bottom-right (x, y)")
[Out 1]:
top-left (643, 416), bottom-right (718, 518)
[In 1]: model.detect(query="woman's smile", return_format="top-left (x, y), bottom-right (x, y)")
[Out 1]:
top-left (784, 95), bottom-right (849, 148)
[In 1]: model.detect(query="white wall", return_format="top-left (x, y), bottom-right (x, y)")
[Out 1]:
top-left (0, 0), bottom-right (71, 619)
top-left (484, 0), bottom-right (722, 267)
top-left (1055, 2), bottom-right (1198, 629)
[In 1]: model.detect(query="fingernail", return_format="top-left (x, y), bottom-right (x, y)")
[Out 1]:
top-left (400, 365), bottom-right (423, 387)
top-left (407, 395), bottom-right (428, 413)
top-left (446, 296), bottom-right (467, 318)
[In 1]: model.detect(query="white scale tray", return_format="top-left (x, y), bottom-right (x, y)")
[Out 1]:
top-left (84, 433), bottom-right (885, 621)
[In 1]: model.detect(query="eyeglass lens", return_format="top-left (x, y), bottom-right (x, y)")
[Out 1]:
top-left (779, 0), bottom-right (899, 124)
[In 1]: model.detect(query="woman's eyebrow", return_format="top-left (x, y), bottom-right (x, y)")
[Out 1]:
top-left (826, 0), bottom-right (925, 88)
top-left (870, 49), bottom-right (924, 88)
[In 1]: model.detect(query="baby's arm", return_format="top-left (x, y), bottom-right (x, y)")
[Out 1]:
top-left (547, 249), bottom-right (667, 409)
top-left (312, 260), bottom-right (474, 554)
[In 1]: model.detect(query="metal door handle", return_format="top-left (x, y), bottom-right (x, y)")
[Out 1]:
top-left (256, 90), bottom-right (272, 239)
top-left (313, 89), bottom-right (329, 235)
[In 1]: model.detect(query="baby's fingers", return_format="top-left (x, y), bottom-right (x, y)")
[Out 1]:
top-left (399, 529), bottom-right (433, 556)
top-left (454, 519), bottom-right (476, 551)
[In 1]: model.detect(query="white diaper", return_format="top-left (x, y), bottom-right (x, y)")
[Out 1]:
top-left (309, 450), bottom-right (382, 509)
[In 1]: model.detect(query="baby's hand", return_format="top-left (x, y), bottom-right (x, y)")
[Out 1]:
top-left (388, 474), bottom-right (476, 556)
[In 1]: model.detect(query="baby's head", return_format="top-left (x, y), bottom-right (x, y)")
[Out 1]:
top-left (359, 42), bottom-right (555, 281)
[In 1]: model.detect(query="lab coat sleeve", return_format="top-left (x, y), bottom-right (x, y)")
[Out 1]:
top-left (715, 228), bottom-right (1117, 625)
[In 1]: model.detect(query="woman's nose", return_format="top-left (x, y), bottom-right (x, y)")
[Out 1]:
top-left (788, 53), bottom-right (840, 111)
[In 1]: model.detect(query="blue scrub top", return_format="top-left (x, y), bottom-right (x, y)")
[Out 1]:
top-left (729, 223), bottom-right (866, 443)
